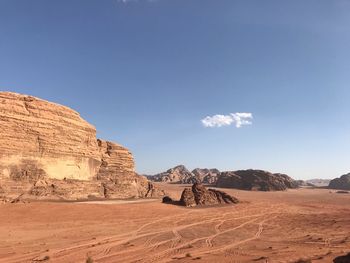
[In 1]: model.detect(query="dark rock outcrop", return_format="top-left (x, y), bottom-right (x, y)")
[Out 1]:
top-left (333, 252), bottom-right (350, 263)
top-left (328, 173), bottom-right (350, 190)
top-left (216, 170), bottom-right (298, 191)
top-left (162, 196), bottom-right (174, 204)
top-left (179, 183), bottom-right (238, 207)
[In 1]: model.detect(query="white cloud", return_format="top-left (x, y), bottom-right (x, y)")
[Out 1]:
top-left (201, 113), bottom-right (253, 128)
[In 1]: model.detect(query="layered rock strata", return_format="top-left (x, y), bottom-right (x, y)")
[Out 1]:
top-left (0, 92), bottom-right (163, 201)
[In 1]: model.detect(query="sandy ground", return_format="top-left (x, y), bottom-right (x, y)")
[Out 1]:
top-left (0, 184), bottom-right (349, 263)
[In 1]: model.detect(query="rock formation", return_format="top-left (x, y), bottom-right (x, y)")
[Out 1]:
top-left (192, 168), bottom-right (220, 184)
top-left (328, 173), bottom-right (350, 190)
top-left (148, 165), bottom-right (196, 184)
top-left (305, 179), bottom-right (331, 187)
top-left (216, 169), bottom-right (298, 191)
top-left (0, 92), bottom-right (164, 201)
top-left (179, 183), bottom-right (239, 207)
top-left (333, 252), bottom-right (350, 263)
top-left (147, 165), bottom-right (220, 184)
top-left (0, 92), bottom-right (101, 181)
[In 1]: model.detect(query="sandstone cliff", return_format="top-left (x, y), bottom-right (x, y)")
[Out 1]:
top-left (0, 92), bottom-right (100, 181)
top-left (0, 92), bottom-right (163, 201)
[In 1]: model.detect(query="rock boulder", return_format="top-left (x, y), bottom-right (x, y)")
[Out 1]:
top-left (179, 183), bottom-right (238, 207)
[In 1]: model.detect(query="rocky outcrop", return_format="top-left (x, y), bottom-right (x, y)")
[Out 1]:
top-left (97, 139), bottom-right (134, 180)
top-left (328, 173), bottom-right (350, 190)
top-left (148, 165), bottom-right (196, 184)
top-left (216, 170), bottom-right (298, 191)
top-left (333, 252), bottom-right (350, 263)
top-left (179, 183), bottom-right (239, 207)
top-left (147, 165), bottom-right (220, 184)
top-left (0, 92), bottom-right (164, 201)
top-left (192, 168), bottom-right (220, 184)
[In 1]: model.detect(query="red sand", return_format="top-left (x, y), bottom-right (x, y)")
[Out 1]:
top-left (0, 184), bottom-right (349, 263)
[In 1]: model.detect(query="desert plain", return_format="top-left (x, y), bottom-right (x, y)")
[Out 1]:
top-left (0, 184), bottom-right (349, 263)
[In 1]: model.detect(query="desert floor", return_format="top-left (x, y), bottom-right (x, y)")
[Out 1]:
top-left (0, 184), bottom-right (349, 263)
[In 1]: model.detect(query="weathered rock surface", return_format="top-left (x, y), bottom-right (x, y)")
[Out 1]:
top-left (179, 183), bottom-right (239, 207)
top-left (148, 166), bottom-right (299, 191)
top-left (328, 173), bottom-right (350, 190)
top-left (148, 165), bottom-right (196, 184)
top-left (147, 165), bottom-right (220, 184)
top-left (216, 170), bottom-right (298, 191)
top-left (192, 168), bottom-right (220, 184)
top-left (0, 92), bottom-right (164, 201)
top-left (0, 92), bottom-right (101, 181)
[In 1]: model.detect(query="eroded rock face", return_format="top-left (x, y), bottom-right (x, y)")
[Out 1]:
top-left (0, 92), bottom-right (101, 181)
top-left (0, 92), bottom-right (164, 201)
top-left (179, 183), bottom-right (238, 207)
top-left (216, 170), bottom-right (298, 191)
top-left (192, 168), bottom-right (220, 184)
top-left (147, 165), bottom-right (220, 184)
top-left (149, 165), bottom-right (196, 184)
top-left (329, 174), bottom-right (350, 190)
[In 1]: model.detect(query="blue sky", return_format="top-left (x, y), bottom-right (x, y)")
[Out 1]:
top-left (1, 0), bottom-right (350, 179)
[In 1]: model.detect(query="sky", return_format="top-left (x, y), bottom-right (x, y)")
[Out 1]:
top-left (1, 0), bottom-right (350, 179)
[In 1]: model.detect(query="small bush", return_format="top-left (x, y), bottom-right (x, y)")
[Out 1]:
top-left (86, 256), bottom-right (94, 263)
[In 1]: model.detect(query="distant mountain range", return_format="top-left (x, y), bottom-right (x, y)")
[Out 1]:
top-left (305, 179), bottom-right (331, 187)
top-left (146, 165), bottom-right (350, 192)
top-left (146, 165), bottom-right (220, 184)
top-left (146, 165), bottom-right (298, 191)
